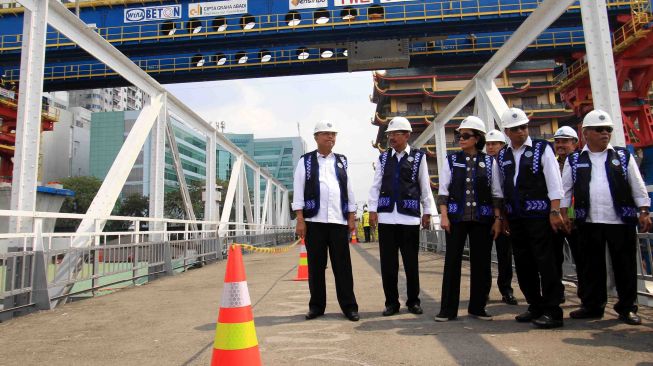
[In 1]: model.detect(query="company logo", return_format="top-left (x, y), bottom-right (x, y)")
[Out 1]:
top-left (334, 0), bottom-right (373, 6)
top-left (124, 5), bottom-right (181, 23)
top-left (188, 0), bottom-right (248, 18)
top-left (289, 0), bottom-right (328, 9)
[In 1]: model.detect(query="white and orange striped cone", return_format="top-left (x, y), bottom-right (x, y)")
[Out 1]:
top-left (350, 230), bottom-right (358, 245)
top-left (294, 238), bottom-right (309, 281)
top-left (211, 245), bottom-right (261, 366)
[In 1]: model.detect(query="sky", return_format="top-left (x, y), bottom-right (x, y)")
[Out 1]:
top-left (165, 71), bottom-right (380, 206)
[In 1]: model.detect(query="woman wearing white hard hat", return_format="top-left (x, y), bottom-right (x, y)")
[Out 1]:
top-left (561, 110), bottom-right (651, 325)
top-left (485, 129), bottom-right (518, 306)
top-left (435, 116), bottom-right (504, 321)
top-left (292, 121), bottom-right (360, 322)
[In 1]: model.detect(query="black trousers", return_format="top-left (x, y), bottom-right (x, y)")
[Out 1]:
top-left (305, 222), bottom-right (358, 314)
top-left (439, 221), bottom-right (493, 317)
top-left (378, 224), bottom-right (421, 308)
top-left (494, 233), bottom-right (514, 297)
top-left (552, 226), bottom-right (581, 282)
top-left (510, 218), bottom-right (564, 319)
top-left (364, 226), bottom-right (371, 242)
top-left (576, 223), bottom-right (638, 314)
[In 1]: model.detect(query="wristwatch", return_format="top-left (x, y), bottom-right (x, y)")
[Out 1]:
top-left (550, 209), bottom-right (561, 216)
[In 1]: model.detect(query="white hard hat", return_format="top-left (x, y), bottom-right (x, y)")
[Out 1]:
top-left (457, 116), bottom-right (486, 134)
top-left (582, 109), bottom-right (614, 128)
top-left (386, 116), bottom-right (412, 132)
top-left (501, 107), bottom-right (529, 129)
top-left (485, 129), bottom-right (506, 143)
top-left (313, 121), bottom-right (338, 134)
top-left (554, 126), bottom-right (578, 140)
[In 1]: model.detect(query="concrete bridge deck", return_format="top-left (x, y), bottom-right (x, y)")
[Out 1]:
top-left (1, 242), bottom-right (652, 366)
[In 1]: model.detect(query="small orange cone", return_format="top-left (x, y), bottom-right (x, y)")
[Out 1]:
top-left (210, 245), bottom-right (262, 366)
top-left (294, 239), bottom-right (309, 281)
top-left (350, 230), bottom-right (358, 245)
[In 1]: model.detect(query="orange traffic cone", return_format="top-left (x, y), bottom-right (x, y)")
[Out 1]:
top-left (294, 239), bottom-right (309, 281)
top-left (350, 230), bottom-right (358, 245)
top-left (211, 245), bottom-right (261, 366)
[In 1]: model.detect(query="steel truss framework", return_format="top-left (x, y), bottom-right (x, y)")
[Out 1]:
top-left (10, 0), bottom-right (291, 304)
top-left (413, 0), bottom-right (627, 175)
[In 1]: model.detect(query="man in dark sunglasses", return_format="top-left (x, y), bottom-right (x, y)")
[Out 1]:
top-left (560, 110), bottom-right (650, 326)
top-left (497, 107), bottom-right (565, 329)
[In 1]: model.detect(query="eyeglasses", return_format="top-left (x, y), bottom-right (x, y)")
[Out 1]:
top-left (386, 131), bottom-right (407, 137)
top-left (508, 125), bottom-right (528, 132)
top-left (457, 133), bottom-right (476, 141)
top-left (588, 126), bottom-right (613, 133)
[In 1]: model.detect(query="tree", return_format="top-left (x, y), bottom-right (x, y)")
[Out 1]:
top-left (55, 176), bottom-right (117, 231)
top-left (164, 178), bottom-right (230, 220)
top-left (118, 194), bottom-right (149, 217)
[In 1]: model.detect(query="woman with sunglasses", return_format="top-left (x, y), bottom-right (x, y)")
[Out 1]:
top-left (435, 116), bottom-right (503, 322)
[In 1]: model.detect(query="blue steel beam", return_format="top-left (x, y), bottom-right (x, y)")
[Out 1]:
top-left (0, 0), bottom-right (636, 65)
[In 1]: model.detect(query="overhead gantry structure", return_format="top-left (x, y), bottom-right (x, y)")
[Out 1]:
top-left (0, 0), bottom-right (639, 90)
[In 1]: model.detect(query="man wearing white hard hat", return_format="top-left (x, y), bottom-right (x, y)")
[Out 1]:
top-left (435, 116), bottom-right (503, 321)
top-left (552, 125), bottom-right (581, 302)
top-left (368, 116), bottom-right (434, 317)
top-left (497, 107), bottom-right (565, 329)
top-left (292, 121), bottom-right (359, 322)
top-left (485, 129), bottom-right (518, 306)
top-left (561, 110), bottom-right (650, 325)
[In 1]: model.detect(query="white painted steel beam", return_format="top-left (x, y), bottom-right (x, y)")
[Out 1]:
top-left (241, 165), bottom-right (254, 230)
top-left (477, 79), bottom-right (510, 130)
top-left (580, 0), bottom-right (626, 146)
top-left (254, 169), bottom-right (261, 226)
top-left (9, 0), bottom-right (48, 235)
top-left (204, 131), bottom-right (218, 222)
top-left (219, 155), bottom-right (243, 234)
top-left (413, 0), bottom-right (576, 148)
top-left (260, 181), bottom-right (271, 232)
top-left (165, 118), bottom-right (197, 224)
top-left (148, 98), bottom-right (166, 240)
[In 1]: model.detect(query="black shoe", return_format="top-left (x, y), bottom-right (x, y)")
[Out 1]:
top-left (434, 313), bottom-right (456, 322)
top-left (569, 307), bottom-right (604, 319)
top-left (382, 306), bottom-right (400, 316)
top-left (618, 311), bottom-right (642, 325)
top-left (532, 314), bottom-right (563, 329)
top-left (408, 304), bottom-right (423, 315)
top-left (469, 309), bottom-right (493, 321)
top-left (305, 309), bottom-right (324, 320)
top-left (502, 294), bottom-right (518, 305)
top-left (344, 311), bottom-right (360, 322)
top-left (515, 311), bottom-right (539, 323)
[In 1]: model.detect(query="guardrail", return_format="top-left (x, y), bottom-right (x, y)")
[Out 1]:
top-left (0, 211), bottom-right (294, 321)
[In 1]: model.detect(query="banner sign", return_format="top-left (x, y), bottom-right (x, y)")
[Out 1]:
top-left (334, 0), bottom-right (373, 6)
top-left (124, 5), bottom-right (181, 23)
top-left (380, 0), bottom-right (416, 3)
top-left (189, 0), bottom-right (248, 18)
top-left (289, 0), bottom-right (328, 9)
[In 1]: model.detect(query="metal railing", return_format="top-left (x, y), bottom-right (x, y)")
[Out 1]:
top-left (0, 0), bottom-right (640, 52)
top-left (0, 210), bottom-right (294, 321)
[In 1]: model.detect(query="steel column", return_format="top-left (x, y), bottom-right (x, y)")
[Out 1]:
top-left (9, 0), bottom-right (49, 235)
top-left (219, 155), bottom-right (243, 234)
top-left (205, 131), bottom-right (218, 222)
top-left (165, 118), bottom-right (197, 224)
top-left (580, 0), bottom-right (626, 146)
top-left (149, 96), bottom-right (166, 240)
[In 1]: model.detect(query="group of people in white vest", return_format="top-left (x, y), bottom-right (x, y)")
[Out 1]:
top-left (292, 108), bottom-right (650, 328)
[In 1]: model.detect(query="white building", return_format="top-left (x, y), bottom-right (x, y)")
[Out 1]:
top-left (68, 87), bottom-right (144, 113)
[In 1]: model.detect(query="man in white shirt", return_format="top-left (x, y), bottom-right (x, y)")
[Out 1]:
top-left (292, 121), bottom-right (359, 322)
top-left (368, 117), bottom-right (434, 317)
top-left (561, 110), bottom-right (651, 326)
top-left (497, 108), bottom-right (566, 329)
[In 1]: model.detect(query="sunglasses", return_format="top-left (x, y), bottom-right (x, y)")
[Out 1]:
top-left (456, 133), bottom-right (476, 141)
top-left (508, 125), bottom-right (528, 132)
top-left (588, 126), bottom-right (613, 133)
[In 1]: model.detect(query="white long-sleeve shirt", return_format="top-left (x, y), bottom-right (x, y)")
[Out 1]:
top-left (291, 152), bottom-right (357, 225)
top-left (561, 144), bottom-right (650, 224)
top-left (368, 145), bottom-right (434, 225)
top-left (506, 136), bottom-right (563, 201)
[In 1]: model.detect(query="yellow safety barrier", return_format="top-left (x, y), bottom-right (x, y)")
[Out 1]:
top-left (232, 239), bottom-right (300, 254)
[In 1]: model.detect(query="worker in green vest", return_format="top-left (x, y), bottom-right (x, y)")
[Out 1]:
top-left (362, 205), bottom-right (371, 242)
